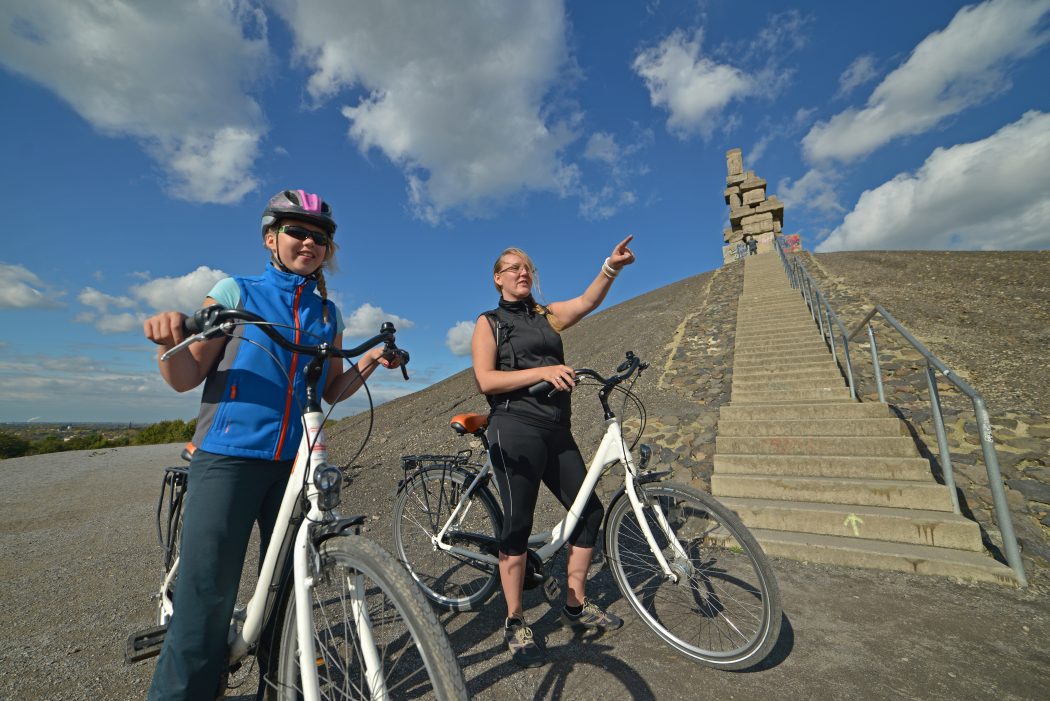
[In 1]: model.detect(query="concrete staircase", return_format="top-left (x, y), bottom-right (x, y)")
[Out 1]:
top-left (712, 253), bottom-right (1016, 585)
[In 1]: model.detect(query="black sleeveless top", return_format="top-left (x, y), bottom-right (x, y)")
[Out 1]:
top-left (483, 297), bottom-right (571, 427)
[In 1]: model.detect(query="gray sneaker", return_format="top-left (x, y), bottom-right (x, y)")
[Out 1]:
top-left (561, 599), bottom-right (623, 632)
top-left (504, 618), bottom-right (545, 668)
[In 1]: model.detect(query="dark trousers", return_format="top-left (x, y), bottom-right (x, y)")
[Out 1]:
top-left (486, 414), bottom-right (604, 555)
top-left (148, 450), bottom-right (291, 701)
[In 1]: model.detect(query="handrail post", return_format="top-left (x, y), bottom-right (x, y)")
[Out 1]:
top-left (972, 396), bottom-right (1028, 587)
top-left (840, 333), bottom-right (856, 400)
top-left (824, 303), bottom-right (835, 352)
top-left (805, 274), bottom-right (816, 321)
top-left (867, 323), bottom-right (885, 403)
top-left (828, 307), bottom-right (840, 366)
top-left (815, 290), bottom-right (828, 343)
top-left (925, 364), bottom-right (960, 514)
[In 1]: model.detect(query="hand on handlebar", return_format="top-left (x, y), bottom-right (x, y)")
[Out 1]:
top-left (144, 311), bottom-right (189, 348)
top-left (537, 364), bottom-right (575, 393)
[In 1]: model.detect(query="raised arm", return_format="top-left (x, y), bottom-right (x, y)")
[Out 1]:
top-left (547, 235), bottom-right (635, 330)
top-left (144, 298), bottom-right (227, 392)
top-left (471, 315), bottom-right (576, 395)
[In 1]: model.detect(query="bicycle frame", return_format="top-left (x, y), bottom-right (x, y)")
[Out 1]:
top-left (435, 417), bottom-right (689, 580)
top-left (157, 405), bottom-right (386, 699)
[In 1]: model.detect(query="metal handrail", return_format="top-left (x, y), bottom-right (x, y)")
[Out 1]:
top-left (772, 237), bottom-right (1027, 587)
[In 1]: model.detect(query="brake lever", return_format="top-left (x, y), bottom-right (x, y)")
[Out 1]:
top-left (160, 332), bottom-right (208, 361)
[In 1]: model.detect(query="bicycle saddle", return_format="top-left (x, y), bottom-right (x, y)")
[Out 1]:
top-left (450, 413), bottom-right (488, 436)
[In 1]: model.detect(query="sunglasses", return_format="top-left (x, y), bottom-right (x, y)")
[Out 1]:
top-left (278, 225), bottom-right (331, 247)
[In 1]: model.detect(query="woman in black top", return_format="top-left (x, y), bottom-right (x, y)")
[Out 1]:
top-left (470, 236), bottom-right (635, 668)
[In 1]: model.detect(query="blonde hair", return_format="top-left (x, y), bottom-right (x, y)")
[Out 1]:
top-left (492, 247), bottom-right (562, 332)
top-left (266, 225), bottom-right (339, 324)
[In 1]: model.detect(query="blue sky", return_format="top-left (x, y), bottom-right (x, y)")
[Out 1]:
top-left (1, 0), bottom-right (1049, 423)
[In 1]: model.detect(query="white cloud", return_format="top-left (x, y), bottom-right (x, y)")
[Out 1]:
top-left (576, 130), bottom-right (649, 219)
top-left (817, 110), bottom-right (1050, 252)
top-left (0, 0), bottom-right (269, 203)
top-left (277, 0), bottom-right (578, 222)
top-left (803, 0), bottom-right (1050, 163)
top-left (0, 263), bottom-right (64, 309)
top-left (78, 288), bottom-right (135, 313)
top-left (342, 303), bottom-right (414, 338)
top-left (778, 169), bottom-right (845, 217)
top-left (76, 266), bottom-right (225, 334)
top-left (633, 29), bottom-right (755, 138)
top-left (0, 354), bottom-right (200, 422)
top-left (445, 321), bottom-right (475, 356)
top-left (835, 54), bottom-right (879, 98)
top-left (132, 266), bottom-right (229, 313)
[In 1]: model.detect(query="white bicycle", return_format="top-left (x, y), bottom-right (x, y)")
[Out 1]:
top-left (126, 305), bottom-right (467, 700)
top-left (394, 352), bottom-right (782, 670)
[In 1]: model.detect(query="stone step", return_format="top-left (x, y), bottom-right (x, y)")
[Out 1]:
top-left (711, 474), bottom-right (954, 511)
top-left (738, 304), bottom-right (808, 313)
top-left (743, 529), bottom-right (1017, 586)
top-left (731, 387), bottom-right (853, 403)
top-left (716, 434), bottom-right (916, 457)
top-left (735, 330), bottom-right (823, 343)
top-left (713, 454), bottom-right (934, 481)
top-left (719, 498), bottom-right (983, 551)
top-left (736, 316), bottom-right (815, 328)
top-left (730, 378), bottom-right (847, 393)
top-left (734, 342), bottom-right (830, 357)
top-left (718, 417), bottom-right (904, 437)
top-left (732, 366), bottom-right (844, 382)
top-left (736, 327), bottom-right (820, 340)
top-left (720, 402), bottom-right (887, 420)
top-left (732, 357), bottom-right (837, 371)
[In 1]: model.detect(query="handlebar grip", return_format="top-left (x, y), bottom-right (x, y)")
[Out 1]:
top-left (528, 381), bottom-right (554, 398)
top-left (182, 304), bottom-right (226, 336)
top-left (182, 313), bottom-right (203, 335)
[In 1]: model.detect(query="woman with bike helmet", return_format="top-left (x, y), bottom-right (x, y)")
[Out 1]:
top-left (470, 235), bottom-right (636, 668)
top-left (142, 189), bottom-right (402, 700)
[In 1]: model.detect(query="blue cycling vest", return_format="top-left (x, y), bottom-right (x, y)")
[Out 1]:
top-left (192, 264), bottom-right (337, 461)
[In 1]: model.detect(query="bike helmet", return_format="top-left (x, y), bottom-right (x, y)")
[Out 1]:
top-left (260, 189), bottom-right (337, 237)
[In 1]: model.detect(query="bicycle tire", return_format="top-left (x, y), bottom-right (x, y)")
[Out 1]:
top-left (272, 535), bottom-right (468, 701)
top-left (605, 481), bottom-right (782, 669)
top-left (393, 465), bottom-right (503, 611)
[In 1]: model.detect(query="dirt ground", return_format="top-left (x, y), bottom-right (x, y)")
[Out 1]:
top-left (1, 445), bottom-right (1047, 701)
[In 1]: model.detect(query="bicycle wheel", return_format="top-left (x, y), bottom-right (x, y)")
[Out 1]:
top-left (273, 535), bottom-right (467, 701)
top-left (393, 466), bottom-right (502, 611)
top-left (605, 481), bottom-right (781, 669)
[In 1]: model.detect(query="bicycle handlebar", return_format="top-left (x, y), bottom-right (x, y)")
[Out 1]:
top-left (162, 305), bottom-right (411, 379)
top-left (526, 351), bottom-right (647, 398)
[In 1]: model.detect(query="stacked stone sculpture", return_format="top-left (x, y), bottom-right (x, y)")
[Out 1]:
top-left (722, 148), bottom-right (785, 264)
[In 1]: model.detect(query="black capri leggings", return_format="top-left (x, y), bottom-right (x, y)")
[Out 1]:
top-left (486, 414), bottom-right (604, 556)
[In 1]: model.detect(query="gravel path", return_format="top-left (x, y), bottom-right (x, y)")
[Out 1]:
top-left (1, 444), bottom-right (1047, 700)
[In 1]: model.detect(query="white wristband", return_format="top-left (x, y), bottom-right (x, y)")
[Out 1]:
top-left (602, 257), bottom-right (619, 279)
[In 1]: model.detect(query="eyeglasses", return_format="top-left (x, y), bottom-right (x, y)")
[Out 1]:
top-left (498, 264), bottom-right (531, 276)
top-left (278, 225), bottom-right (331, 247)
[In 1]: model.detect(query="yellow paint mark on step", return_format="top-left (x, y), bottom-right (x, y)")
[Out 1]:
top-left (844, 513), bottom-right (863, 536)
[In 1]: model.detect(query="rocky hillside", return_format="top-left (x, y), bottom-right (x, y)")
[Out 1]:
top-left (326, 249), bottom-right (1050, 580)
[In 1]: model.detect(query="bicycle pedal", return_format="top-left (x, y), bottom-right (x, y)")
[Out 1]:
top-left (542, 575), bottom-right (561, 604)
top-left (125, 625), bottom-right (166, 664)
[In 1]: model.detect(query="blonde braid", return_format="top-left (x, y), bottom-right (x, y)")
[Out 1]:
top-left (316, 269), bottom-right (330, 325)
